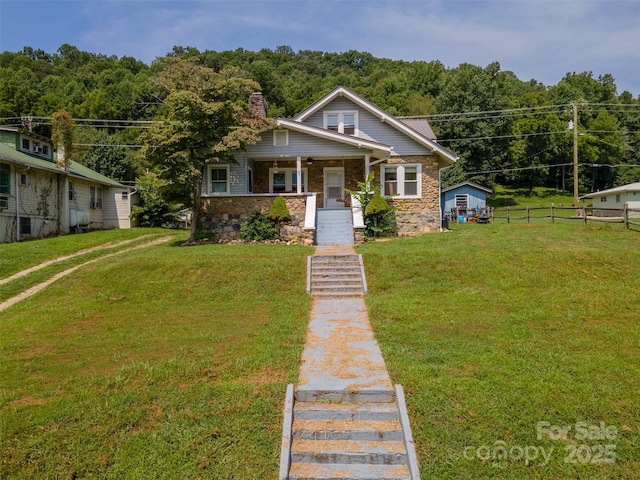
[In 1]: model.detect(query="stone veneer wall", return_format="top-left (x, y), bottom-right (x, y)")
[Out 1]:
top-left (374, 155), bottom-right (442, 235)
top-left (200, 195), bottom-right (309, 242)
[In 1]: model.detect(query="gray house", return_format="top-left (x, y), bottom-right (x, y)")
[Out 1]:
top-left (200, 86), bottom-right (458, 243)
top-left (441, 181), bottom-right (493, 221)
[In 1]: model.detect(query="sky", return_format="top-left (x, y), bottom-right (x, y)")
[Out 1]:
top-left (1, 0), bottom-right (639, 97)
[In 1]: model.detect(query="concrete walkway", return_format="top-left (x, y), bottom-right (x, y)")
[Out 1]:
top-left (281, 244), bottom-right (419, 479)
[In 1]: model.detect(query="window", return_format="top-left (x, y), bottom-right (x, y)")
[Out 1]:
top-left (20, 174), bottom-right (28, 186)
top-left (20, 217), bottom-right (31, 236)
top-left (90, 186), bottom-right (103, 209)
top-left (455, 194), bottom-right (469, 209)
top-left (121, 191), bottom-right (128, 200)
top-left (209, 165), bottom-right (229, 194)
top-left (22, 138), bottom-right (30, 151)
top-left (381, 164), bottom-right (421, 198)
top-left (600, 196), bottom-right (607, 203)
top-left (247, 167), bottom-right (254, 194)
top-left (269, 168), bottom-right (307, 193)
top-left (0, 162), bottom-right (11, 194)
top-left (0, 196), bottom-right (8, 209)
top-left (616, 194), bottom-right (621, 203)
top-left (273, 130), bottom-right (289, 146)
top-left (324, 111), bottom-right (358, 135)
top-left (42, 145), bottom-right (49, 156)
top-left (69, 181), bottom-right (75, 200)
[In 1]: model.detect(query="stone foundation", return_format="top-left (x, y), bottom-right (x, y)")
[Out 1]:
top-left (201, 195), bottom-right (308, 242)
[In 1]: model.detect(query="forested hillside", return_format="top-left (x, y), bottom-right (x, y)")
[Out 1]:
top-left (1, 44), bottom-right (639, 192)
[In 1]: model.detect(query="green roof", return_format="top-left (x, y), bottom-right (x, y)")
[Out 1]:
top-left (0, 143), bottom-right (124, 188)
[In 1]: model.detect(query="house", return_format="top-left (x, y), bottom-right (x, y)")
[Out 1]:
top-left (579, 182), bottom-right (640, 217)
top-left (200, 86), bottom-right (458, 243)
top-left (441, 181), bottom-right (493, 221)
top-left (0, 127), bottom-right (132, 243)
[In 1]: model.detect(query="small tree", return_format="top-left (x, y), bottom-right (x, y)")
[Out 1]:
top-left (131, 171), bottom-right (177, 228)
top-left (365, 192), bottom-right (389, 236)
top-left (268, 196), bottom-right (291, 239)
top-left (239, 210), bottom-right (276, 242)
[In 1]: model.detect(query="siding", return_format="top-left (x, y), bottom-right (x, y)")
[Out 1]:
top-left (304, 98), bottom-right (432, 156)
top-left (442, 186), bottom-right (489, 215)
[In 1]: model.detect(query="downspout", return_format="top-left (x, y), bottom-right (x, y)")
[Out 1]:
top-left (15, 170), bottom-right (20, 241)
top-left (438, 163), bottom-right (454, 232)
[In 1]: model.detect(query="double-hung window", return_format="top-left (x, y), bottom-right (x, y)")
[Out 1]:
top-left (270, 168), bottom-right (307, 193)
top-left (0, 162), bottom-right (10, 194)
top-left (381, 164), bottom-right (421, 198)
top-left (209, 165), bottom-right (230, 194)
top-left (90, 186), bottom-right (103, 209)
top-left (324, 111), bottom-right (358, 135)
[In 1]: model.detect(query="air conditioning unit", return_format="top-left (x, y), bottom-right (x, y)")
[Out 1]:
top-left (34, 146), bottom-right (43, 153)
top-left (0, 197), bottom-right (8, 209)
top-left (90, 201), bottom-right (96, 209)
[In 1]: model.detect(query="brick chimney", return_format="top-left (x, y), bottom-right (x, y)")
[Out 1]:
top-left (249, 92), bottom-right (268, 117)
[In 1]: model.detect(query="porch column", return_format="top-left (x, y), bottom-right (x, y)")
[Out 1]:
top-left (365, 154), bottom-right (370, 178)
top-left (296, 156), bottom-right (302, 194)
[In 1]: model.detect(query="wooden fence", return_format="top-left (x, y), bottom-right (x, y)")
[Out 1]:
top-left (489, 204), bottom-right (640, 230)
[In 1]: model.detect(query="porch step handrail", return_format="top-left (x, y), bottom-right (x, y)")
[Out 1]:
top-left (351, 194), bottom-right (365, 229)
top-left (304, 193), bottom-right (317, 230)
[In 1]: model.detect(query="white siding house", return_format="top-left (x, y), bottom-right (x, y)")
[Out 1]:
top-left (0, 128), bottom-right (132, 243)
top-left (579, 182), bottom-right (640, 217)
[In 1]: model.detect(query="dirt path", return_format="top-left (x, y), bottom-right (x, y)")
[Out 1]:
top-left (0, 235), bottom-right (159, 287)
top-left (0, 236), bottom-right (173, 313)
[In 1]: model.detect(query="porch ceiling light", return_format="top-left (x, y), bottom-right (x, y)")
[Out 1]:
top-left (306, 157), bottom-right (313, 164)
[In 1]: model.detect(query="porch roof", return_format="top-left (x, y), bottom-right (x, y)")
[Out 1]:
top-left (274, 118), bottom-right (392, 158)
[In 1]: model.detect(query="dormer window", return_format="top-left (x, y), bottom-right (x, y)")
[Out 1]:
top-left (22, 138), bottom-right (30, 151)
top-left (273, 130), bottom-right (289, 146)
top-left (324, 111), bottom-right (358, 135)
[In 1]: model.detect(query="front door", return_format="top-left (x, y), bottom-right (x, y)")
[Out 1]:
top-left (324, 167), bottom-right (345, 208)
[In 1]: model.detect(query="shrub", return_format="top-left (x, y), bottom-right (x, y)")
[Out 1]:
top-left (239, 210), bottom-right (277, 242)
top-left (268, 196), bottom-right (291, 223)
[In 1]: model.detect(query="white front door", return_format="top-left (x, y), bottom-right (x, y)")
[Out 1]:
top-left (324, 168), bottom-right (345, 208)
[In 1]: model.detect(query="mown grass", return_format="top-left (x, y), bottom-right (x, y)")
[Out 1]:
top-left (1, 236), bottom-right (312, 479)
top-left (0, 228), bottom-right (174, 278)
top-left (358, 223), bottom-right (640, 479)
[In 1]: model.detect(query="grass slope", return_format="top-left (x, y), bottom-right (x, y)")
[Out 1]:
top-left (1, 237), bottom-right (312, 479)
top-left (358, 223), bottom-right (640, 479)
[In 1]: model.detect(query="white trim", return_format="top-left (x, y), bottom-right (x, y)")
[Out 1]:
top-left (273, 129), bottom-right (289, 146)
top-left (380, 163), bottom-right (422, 198)
top-left (269, 167), bottom-right (308, 194)
top-left (208, 164), bottom-right (230, 195)
top-left (323, 167), bottom-right (345, 208)
top-left (323, 110), bottom-right (359, 135)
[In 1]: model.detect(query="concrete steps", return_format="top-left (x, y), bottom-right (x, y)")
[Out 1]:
top-left (287, 398), bottom-right (413, 480)
top-left (316, 209), bottom-right (354, 245)
top-left (309, 255), bottom-right (366, 297)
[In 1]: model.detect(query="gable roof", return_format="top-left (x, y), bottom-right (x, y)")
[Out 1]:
top-left (292, 85), bottom-right (458, 164)
top-left (579, 182), bottom-right (640, 199)
top-left (442, 181), bottom-right (493, 194)
top-left (0, 143), bottom-right (125, 188)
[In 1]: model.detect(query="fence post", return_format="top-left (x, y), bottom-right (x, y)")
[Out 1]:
top-left (507, 206), bottom-right (510, 224)
top-left (551, 203), bottom-right (555, 223)
top-left (526, 205), bottom-right (530, 224)
top-left (491, 207), bottom-right (494, 223)
top-left (583, 205), bottom-right (587, 226)
top-left (624, 203), bottom-right (629, 229)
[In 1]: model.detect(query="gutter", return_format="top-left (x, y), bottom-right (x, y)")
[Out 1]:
top-left (438, 163), bottom-right (454, 232)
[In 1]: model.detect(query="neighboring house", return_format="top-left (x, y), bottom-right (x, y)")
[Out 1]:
top-left (201, 86), bottom-right (458, 242)
top-left (0, 127), bottom-right (131, 243)
top-left (579, 182), bottom-right (640, 217)
top-left (441, 181), bottom-right (493, 220)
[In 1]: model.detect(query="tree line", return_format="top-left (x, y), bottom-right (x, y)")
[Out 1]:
top-left (1, 43), bottom-right (639, 193)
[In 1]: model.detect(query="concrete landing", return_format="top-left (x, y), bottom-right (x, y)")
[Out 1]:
top-left (295, 297), bottom-right (395, 403)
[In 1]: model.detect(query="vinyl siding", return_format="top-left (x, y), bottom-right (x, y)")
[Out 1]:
top-left (442, 186), bottom-right (489, 215)
top-left (304, 98), bottom-right (432, 156)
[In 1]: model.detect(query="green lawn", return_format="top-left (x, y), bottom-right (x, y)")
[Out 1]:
top-left (1, 235), bottom-right (312, 479)
top-left (489, 186), bottom-right (577, 208)
top-left (358, 223), bottom-right (640, 479)
top-left (2, 224), bottom-right (638, 479)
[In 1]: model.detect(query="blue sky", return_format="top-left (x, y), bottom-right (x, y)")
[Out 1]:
top-left (1, 0), bottom-right (639, 97)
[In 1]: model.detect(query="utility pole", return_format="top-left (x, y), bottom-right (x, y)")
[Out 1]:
top-left (573, 104), bottom-right (579, 207)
